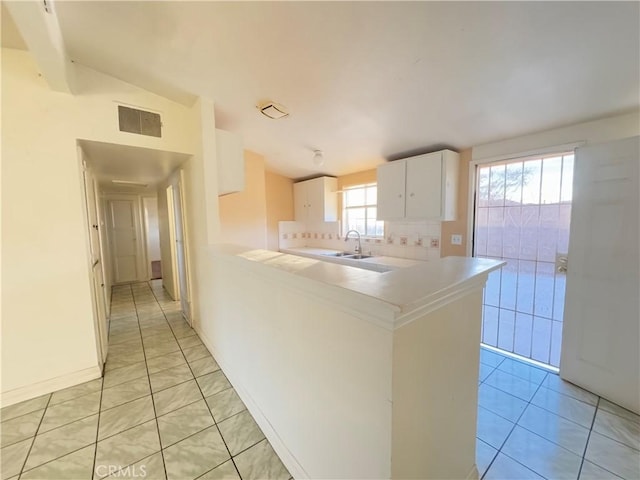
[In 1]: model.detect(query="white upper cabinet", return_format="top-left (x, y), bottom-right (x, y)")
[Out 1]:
top-left (216, 129), bottom-right (244, 196)
top-left (294, 176), bottom-right (338, 228)
top-left (377, 150), bottom-right (459, 221)
top-left (377, 160), bottom-right (406, 219)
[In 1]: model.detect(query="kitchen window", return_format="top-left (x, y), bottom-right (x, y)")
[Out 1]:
top-left (342, 183), bottom-right (385, 237)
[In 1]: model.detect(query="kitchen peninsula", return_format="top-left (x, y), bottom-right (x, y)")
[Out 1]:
top-left (198, 244), bottom-right (503, 479)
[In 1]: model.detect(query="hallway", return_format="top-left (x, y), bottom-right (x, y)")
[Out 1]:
top-left (0, 281), bottom-right (291, 480)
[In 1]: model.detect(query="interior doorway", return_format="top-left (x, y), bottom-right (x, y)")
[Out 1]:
top-left (472, 151), bottom-right (575, 368)
top-left (107, 198), bottom-right (145, 284)
top-left (143, 196), bottom-right (162, 280)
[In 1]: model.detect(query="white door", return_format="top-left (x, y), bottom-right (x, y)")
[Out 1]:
top-left (474, 152), bottom-right (574, 367)
top-left (405, 153), bottom-right (441, 219)
top-left (82, 168), bottom-right (108, 364)
top-left (174, 175), bottom-right (192, 322)
top-left (560, 136), bottom-right (639, 414)
top-left (109, 200), bottom-right (140, 283)
top-left (91, 260), bottom-right (108, 363)
top-left (166, 186), bottom-right (180, 300)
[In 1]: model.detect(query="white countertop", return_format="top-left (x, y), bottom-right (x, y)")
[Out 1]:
top-left (211, 244), bottom-right (504, 325)
top-left (279, 247), bottom-right (424, 271)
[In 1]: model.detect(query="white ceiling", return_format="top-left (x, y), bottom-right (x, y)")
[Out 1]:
top-left (79, 140), bottom-right (191, 192)
top-left (18, 2), bottom-right (640, 179)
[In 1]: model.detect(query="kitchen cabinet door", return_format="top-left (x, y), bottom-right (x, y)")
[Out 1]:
top-left (377, 161), bottom-right (406, 220)
top-left (294, 181), bottom-right (308, 225)
top-left (293, 177), bottom-right (338, 228)
top-left (405, 152), bottom-right (442, 219)
top-left (305, 177), bottom-right (325, 225)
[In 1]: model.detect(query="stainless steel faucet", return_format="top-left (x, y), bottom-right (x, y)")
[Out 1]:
top-left (344, 230), bottom-right (362, 254)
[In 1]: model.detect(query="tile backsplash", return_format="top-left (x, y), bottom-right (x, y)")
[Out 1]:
top-left (278, 220), bottom-right (442, 261)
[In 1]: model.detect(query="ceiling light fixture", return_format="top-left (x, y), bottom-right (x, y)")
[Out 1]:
top-left (111, 180), bottom-right (148, 187)
top-left (257, 102), bottom-right (289, 120)
top-left (312, 150), bottom-right (324, 166)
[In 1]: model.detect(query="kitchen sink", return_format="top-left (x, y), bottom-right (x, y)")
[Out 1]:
top-left (314, 251), bottom-right (390, 272)
top-left (322, 252), bottom-right (373, 259)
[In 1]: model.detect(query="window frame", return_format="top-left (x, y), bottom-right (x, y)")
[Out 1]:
top-left (341, 183), bottom-right (384, 238)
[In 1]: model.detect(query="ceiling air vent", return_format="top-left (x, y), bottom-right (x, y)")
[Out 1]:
top-left (118, 105), bottom-right (162, 138)
top-left (257, 102), bottom-right (289, 119)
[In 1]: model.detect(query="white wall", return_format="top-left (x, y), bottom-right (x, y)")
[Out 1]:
top-left (0, 48), bottom-right (200, 404)
top-left (179, 97), bottom-right (221, 331)
top-left (472, 111), bottom-right (640, 161)
top-left (202, 251), bottom-right (393, 479)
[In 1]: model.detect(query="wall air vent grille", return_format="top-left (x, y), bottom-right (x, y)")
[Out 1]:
top-left (118, 105), bottom-right (162, 138)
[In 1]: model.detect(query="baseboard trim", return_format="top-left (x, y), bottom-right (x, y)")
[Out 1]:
top-left (196, 326), bottom-right (309, 480)
top-left (0, 365), bottom-right (102, 408)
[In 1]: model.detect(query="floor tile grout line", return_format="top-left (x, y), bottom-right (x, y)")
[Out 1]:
top-left (537, 383), bottom-right (600, 407)
top-left (149, 380), bottom-right (234, 422)
top-left (230, 436), bottom-right (269, 461)
top-left (587, 423), bottom-right (640, 454)
top-left (154, 396), bottom-right (206, 421)
top-left (100, 389), bottom-right (152, 414)
top-left (518, 401), bottom-right (594, 431)
top-left (485, 363), bottom-right (548, 386)
top-left (596, 399), bottom-right (640, 423)
top-left (479, 349), bottom-right (626, 480)
top-left (483, 373), bottom-right (547, 399)
top-left (141, 280), bottom-right (242, 480)
top-left (158, 424), bottom-right (213, 451)
top-left (90, 369), bottom-right (107, 479)
top-left (36, 388), bottom-right (102, 416)
top-left (511, 420), bottom-right (591, 459)
top-left (19, 443), bottom-right (97, 477)
top-left (486, 365), bottom-right (602, 418)
top-left (576, 396), bottom-right (601, 480)
top-left (148, 282), bottom-right (246, 480)
top-left (481, 356), bottom-right (549, 480)
top-left (16, 393), bottom-right (52, 478)
top-left (523, 392), bottom-right (599, 428)
top-left (495, 363), bottom-right (550, 383)
top-left (484, 449), bottom-right (550, 480)
top-left (15, 380), bottom-right (104, 474)
top-left (95, 302), bottom-right (162, 476)
top-left (27, 408), bottom-right (101, 442)
top-left (131, 283), bottom-right (169, 480)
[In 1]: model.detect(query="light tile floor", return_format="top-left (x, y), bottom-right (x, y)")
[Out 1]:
top-left (1, 280), bottom-right (291, 480)
top-left (2, 281), bottom-right (639, 480)
top-left (477, 347), bottom-right (640, 480)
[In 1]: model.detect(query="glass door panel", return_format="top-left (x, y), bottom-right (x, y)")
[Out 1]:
top-left (474, 152), bottom-right (574, 368)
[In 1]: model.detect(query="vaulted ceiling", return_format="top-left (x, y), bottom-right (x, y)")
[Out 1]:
top-left (6, 1), bottom-right (640, 179)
